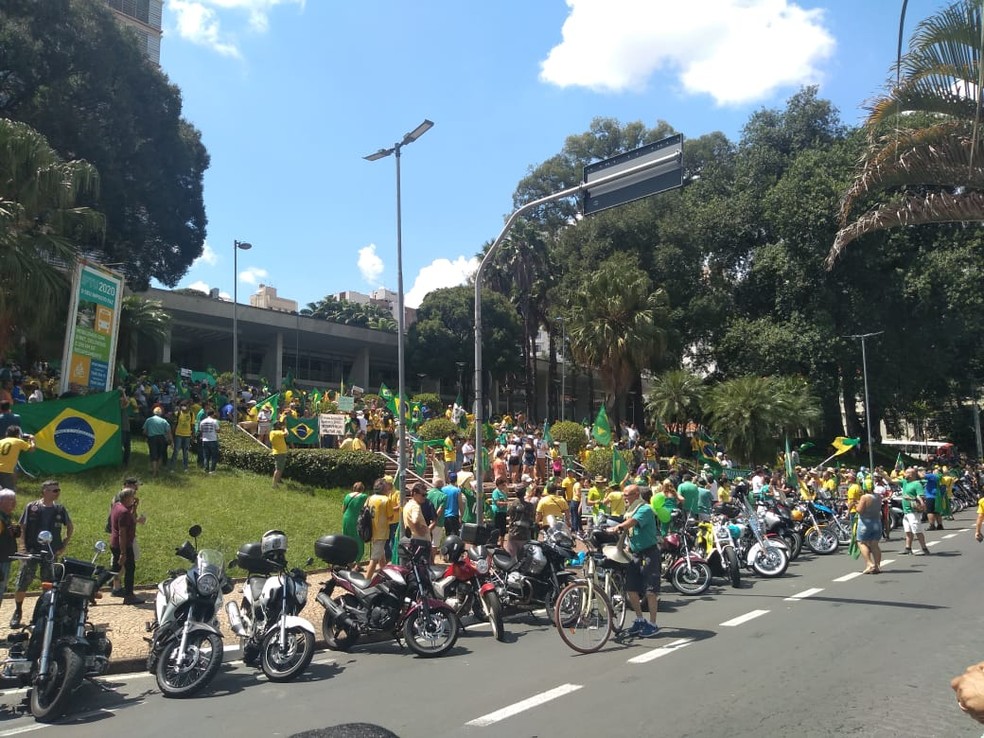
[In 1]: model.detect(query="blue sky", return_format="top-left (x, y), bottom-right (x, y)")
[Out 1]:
top-left (155, 0), bottom-right (948, 309)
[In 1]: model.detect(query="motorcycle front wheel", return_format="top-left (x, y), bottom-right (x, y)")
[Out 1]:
top-left (482, 591), bottom-right (506, 642)
top-left (261, 626), bottom-right (315, 682)
top-left (155, 632), bottom-right (223, 698)
top-left (321, 595), bottom-right (360, 651)
top-left (402, 607), bottom-right (459, 657)
top-left (30, 645), bottom-right (84, 722)
top-left (805, 525), bottom-right (839, 555)
top-left (751, 545), bottom-right (789, 577)
top-left (724, 547), bottom-right (742, 588)
top-left (670, 561), bottom-right (712, 596)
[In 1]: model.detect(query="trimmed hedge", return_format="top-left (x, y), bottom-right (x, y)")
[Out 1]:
top-left (583, 447), bottom-right (633, 482)
top-left (551, 420), bottom-right (587, 456)
top-left (418, 417), bottom-right (458, 442)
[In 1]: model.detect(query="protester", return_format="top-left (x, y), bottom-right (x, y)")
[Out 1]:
top-left (0, 426), bottom-right (34, 491)
top-left (364, 478), bottom-right (395, 582)
top-left (142, 407), bottom-right (172, 477)
top-left (198, 409), bottom-right (220, 473)
top-left (270, 420), bottom-right (289, 487)
top-left (606, 484), bottom-right (660, 638)
top-left (0, 489), bottom-right (18, 610)
top-left (342, 482), bottom-right (369, 565)
top-left (110, 488), bottom-right (144, 605)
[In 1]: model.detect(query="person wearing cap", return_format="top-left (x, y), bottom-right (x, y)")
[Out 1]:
top-left (606, 484), bottom-right (660, 638)
top-left (142, 406), bottom-right (172, 478)
top-left (901, 467), bottom-right (930, 555)
top-left (237, 399), bottom-right (259, 436)
top-left (587, 476), bottom-right (605, 517)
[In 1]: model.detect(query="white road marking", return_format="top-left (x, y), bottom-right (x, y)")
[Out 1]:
top-left (0, 725), bottom-right (47, 736)
top-left (627, 638), bottom-right (693, 664)
top-left (466, 683), bottom-right (583, 727)
top-left (833, 572), bottom-right (862, 582)
top-left (927, 541), bottom-right (940, 547)
top-left (784, 588), bottom-right (823, 601)
top-left (880, 559), bottom-right (895, 567)
top-left (943, 533), bottom-right (958, 539)
top-left (720, 609), bottom-right (769, 627)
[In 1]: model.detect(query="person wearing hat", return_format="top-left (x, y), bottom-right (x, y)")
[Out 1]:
top-left (587, 476), bottom-right (605, 517)
top-left (142, 406), bottom-right (172, 478)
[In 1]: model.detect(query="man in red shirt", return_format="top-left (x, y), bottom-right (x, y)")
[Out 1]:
top-left (110, 488), bottom-right (143, 605)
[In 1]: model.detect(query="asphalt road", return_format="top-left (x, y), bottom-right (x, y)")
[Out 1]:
top-left (0, 513), bottom-right (981, 738)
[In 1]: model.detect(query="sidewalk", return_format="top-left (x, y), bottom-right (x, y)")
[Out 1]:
top-left (0, 570), bottom-right (336, 675)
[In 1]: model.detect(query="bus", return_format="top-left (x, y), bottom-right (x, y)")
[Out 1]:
top-left (879, 439), bottom-right (959, 464)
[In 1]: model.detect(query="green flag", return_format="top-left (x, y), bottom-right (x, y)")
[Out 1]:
top-left (116, 362), bottom-right (129, 382)
top-left (206, 365), bottom-right (218, 380)
top-left (286, 416), bottom-right (318, 446)
top-left (592, 406), bottom-right (612, 445)
top-left (542, 420), bottom-right (553, 445)
top-left (18, 391), bottom-right (122, 475)
top-left (257, 393), bottom-right (279, 418)
top-left (831, 436), bottom-right (860, 456)
top-left (379, 383), bottom-right (396, 414)
top-left (284, 372), bottom-right (295, 390)
top-left (413, 441), bottom-right (427, 474)
top-left (611, 449), bottom-right (628, 485)
top-left (482, 421), bottom-right (496, 442)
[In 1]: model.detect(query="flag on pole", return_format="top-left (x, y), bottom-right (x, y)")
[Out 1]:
top-left (542, 420), bottom-right (553, 445)
top-left (286, 416), bottom-right (318, 446)
top-left (592, 406), bottom-right (612, 446)
top-left (413, 441), bottom-right (427, 474)
top-left (379, 383), bottom-right (396, 414)
top-left (256, 393), bottom-right (280, 418)
top-left (18, 391), bottom-right (122, 475)
top-left (452, 393), bottom-right (467, 428)
top-left (784, 436), bottom-right (796, 486)
top-left (831, 436), bottom-right (861, 456)
top-left (611, 449), bottom-right (628, 485)
top-left (894, 452), bottom-right (904, 471)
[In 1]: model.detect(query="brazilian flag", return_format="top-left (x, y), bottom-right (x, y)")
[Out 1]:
top-left (286, 416), bottom-right (318, 446)
top-left (18, 391), bottom-right (122, 475)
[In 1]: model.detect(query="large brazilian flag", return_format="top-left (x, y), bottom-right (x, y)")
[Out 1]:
top-left (18, 391), bottom-right (122, 475)
top-left (286, 416), bottom-right (319, 446)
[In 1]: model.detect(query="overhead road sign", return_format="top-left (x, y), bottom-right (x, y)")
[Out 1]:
top-left (583, 134), bottom-right (684, 215)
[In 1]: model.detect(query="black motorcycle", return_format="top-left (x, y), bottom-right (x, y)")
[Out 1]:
top-left (1, 533), bottom-right (115, 722)
top-left (486, 518), bottom-right (577, 622)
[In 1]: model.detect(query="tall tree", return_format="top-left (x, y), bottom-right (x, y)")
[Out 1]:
top-left (0, 118), bottom-right (103, 358)
top-left (0, 0), bottom-right (209, 288)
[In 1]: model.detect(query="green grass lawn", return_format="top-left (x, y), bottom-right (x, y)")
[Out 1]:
top-left (13, 425), bottom-right (346, 586)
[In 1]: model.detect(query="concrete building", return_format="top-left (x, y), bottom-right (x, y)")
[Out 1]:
top-left (249, 284), bottom-right (297, 313)
top-left (336, 289), bottom-right (416, 326)
top-left (106, 0), bottom-right (163, 64)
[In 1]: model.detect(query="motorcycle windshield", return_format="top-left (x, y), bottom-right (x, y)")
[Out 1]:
top-left (196, 548), bottom-right (225, 577)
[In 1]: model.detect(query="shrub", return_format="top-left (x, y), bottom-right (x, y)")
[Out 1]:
top-left (551, 420), bottom-right (586, 456)
top-left (583, 446), bottom-right (633, 482)
top-left (418, 417), bottom-right (457, 442)
top-left (413, 392), bottom-right (443, 418)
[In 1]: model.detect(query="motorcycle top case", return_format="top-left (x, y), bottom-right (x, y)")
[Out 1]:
top-left (236, 542), bottom-right (281, 575)
top-left (461, 523), bottom-right (494, 546)
top-left (62, 557), bottom-right (97, 577)
top-left (315, 535), bottom-right (359, 566)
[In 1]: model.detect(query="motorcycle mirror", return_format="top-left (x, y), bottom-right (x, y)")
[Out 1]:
top-left (188, 524), bottom-right (203, 539)
top-left (175, 541), bottom-right (197, 562)
top-left (94, 541), bottom-right (107, 553)
top-left (37, 530), bottom-right (53, 545)
top-left (228, 559), bottom-right (238, 569)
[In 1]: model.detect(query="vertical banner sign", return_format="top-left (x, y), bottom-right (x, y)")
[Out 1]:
top-left (60, 262), bottom-right (124, 395)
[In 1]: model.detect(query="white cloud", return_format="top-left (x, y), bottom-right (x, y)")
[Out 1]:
top-left (405, 256), bottom-right (479, 309)
top-left (357, 243), bottom-right (385, 285)
top-left (239, 266), bottom-right (268, 285)
top-left (192, 242), bottom-right (219, 268)
top-left (540, 0), bottom-right (835, 106)
top-left (168, 0), bottom-right (303, 57)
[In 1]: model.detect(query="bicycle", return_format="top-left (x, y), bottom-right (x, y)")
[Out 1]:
top-left (553, 529), bottom-right (630, 654)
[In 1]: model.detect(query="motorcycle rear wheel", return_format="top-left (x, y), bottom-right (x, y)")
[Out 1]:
top-left (482, 591), bottom-right (506, 642)
top-left (402, 607), bottom-right (459, 657)
top-left (261, 626), bottom-right (315, 682)
top-left (30, 645), bottom-right (84, 722)
top-left (670, 561), bottom-right (712, 596)
top-left (321, 595), bottom-right (360, 652)
top-left (155, 631), bottom-right (223, 698)
top-left (724, 547), bottom-right (741, 588)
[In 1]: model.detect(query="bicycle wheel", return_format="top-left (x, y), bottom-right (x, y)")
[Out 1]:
top-left (604, 569), bottom-right (628, 631)
top-left (554, 580), bottom-right (613, 654)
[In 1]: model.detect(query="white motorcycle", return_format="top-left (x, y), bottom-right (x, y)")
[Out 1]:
top-left (226, 530), bottom-right (316, 682)
top-left (146, 525), bottom-right (232, 698)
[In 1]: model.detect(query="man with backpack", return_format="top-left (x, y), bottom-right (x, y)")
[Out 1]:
top-left (10, 480), bottom-right (73, 628)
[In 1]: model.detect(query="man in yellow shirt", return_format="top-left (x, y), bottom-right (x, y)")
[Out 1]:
top-left (536, 483), bottom-right (569, 528)
top-left (170, 402), bottom-right (194, 471)
top-left (270, 421), bottom-right (289, 488)
top-left (845, 471), bottom-right (862, 511)
top-left (0, 427), bottom-right (34, 491)
top-left (603, 482), bottom-right (626, 517)
top-left (365, 478), bottom-right (396, 581)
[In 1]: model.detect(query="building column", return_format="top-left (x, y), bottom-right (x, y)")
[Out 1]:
top-left (161, 327), bottom-right (172, 364)
top-left (352, 346), bottom-right (370, 391)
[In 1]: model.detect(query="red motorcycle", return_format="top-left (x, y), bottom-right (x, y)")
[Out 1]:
top-left (430, 535), bottom-right (505, 641)
top-left (314, 535), bottom-right (460, 658)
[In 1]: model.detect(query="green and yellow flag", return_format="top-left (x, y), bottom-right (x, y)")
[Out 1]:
top-left (612, 450), bottom-right (628, 485)
top-left (831, 436), bottom-right (860, 456)
top-left (18, 391), bottom-right (122, 475)
top-left (592, 406), bottom-right (612, 446)
top-left (286, 416), bottom-right (319, 446)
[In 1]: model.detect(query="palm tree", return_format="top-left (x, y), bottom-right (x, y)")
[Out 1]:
top-left (644, 369), bottom-right (704, 452)
top-left (771, 375), bottom-right (822, 438)
top-left (567, 254), bottom-right (669, 427)
top-left (829, 0), bottom-right (984, 264)
top-left (702, 376), bottom-right (779, 465)
top-left (0, 119), bottom-right (103, 357)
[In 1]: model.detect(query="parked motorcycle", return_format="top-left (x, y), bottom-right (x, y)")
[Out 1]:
top-left (430, 534), bottom-right (505, 641)
top-left (660, 512), bottom-right (713, 595)
top-left (757, 497), bottom-right (803, 560)
top-left (729, 500), bottom-right (789, 577)
top-left (1, 534), bottom-right (114, 721)
top-left (795, 500), bottom-right (840, 555)
top-left (226, 530), bottom-right (316, 682)
top-left (695, 518), bottom-right (741, 588)
top-left (315, 534), bottom-right (460, 657)
top-left (486, 517), bottom-right (577, 622)
top-left (147, 525), bottom-right (232, 697)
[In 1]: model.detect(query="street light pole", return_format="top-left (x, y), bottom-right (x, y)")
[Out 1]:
top-left (232, 240), bottom-right (252, 420)
top-left (555, 317), bottom-right (566, 422)
top-left (845, 331), bottom-right (883, 472)
top-left (365, 120), bottom-right (433, 508)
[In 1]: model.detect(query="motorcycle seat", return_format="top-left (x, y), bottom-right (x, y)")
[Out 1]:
top-left (429, 564), bottom-right (448, 580)
top-left (336, 569), bottom-right (373, 590)
top-left (492, 550), bottom-right (518, 572)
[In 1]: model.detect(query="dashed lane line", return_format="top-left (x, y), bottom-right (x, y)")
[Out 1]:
top-left (833, 572), bottom-right (862, 582)
top-left (627, 638), bottom-right (694, 664)
top-left (720, 609), bottom-right (769, 627)
top-left (927, 540), bottom-right (940, 547)
top-left (784, 588), bottom-right (824, 602)
top-left (466, 683), bottom-right (583, 727)
top-left (943, 533), bottom-right (958, 539)
top-left (880, 558), bottom-right (895, 567)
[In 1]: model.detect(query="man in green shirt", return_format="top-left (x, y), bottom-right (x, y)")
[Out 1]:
top-left (677, 473), bottom-right (700, 516)
top-left (901, 467), bottom-right (930, 555)
top-left (606, 485), bottom-right (660, 638)
top-left (696, 477), bottom-right (715, 519)
top-left (426, 482), bottom-right (446, 556)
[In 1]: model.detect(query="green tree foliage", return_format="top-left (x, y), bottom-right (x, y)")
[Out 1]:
top-left (406, 286), bottom-right (521, 392)
top-left (118, 295), bottom-right (172, 367)
top-left (549, 420), bottom-right (587, 457)
top-left (0, 0), bottom-right (208, 288)
top-left (0, 118), bottom-right (103, 357)
top-left (301, 295), bottom-right (397, 331)
top-left (417, 418), bottom-right (457, 443)
top-left (644, 370), bottom-right (704, 429)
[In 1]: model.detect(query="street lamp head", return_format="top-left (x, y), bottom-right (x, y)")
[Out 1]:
top-left (364, 147), bottom-right (394, 162)
top-left (234, 240), bottom-right (253, 250)
top-left (403, 119), bottom-right (434, 145)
